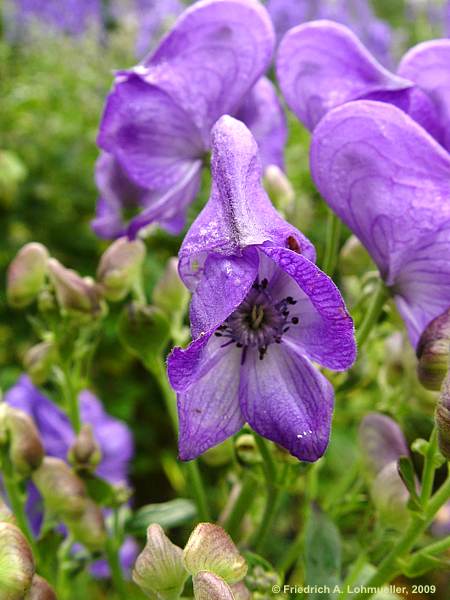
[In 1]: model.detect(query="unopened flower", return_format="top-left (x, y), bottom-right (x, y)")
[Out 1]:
top-left (168, 116), bottom-right (355, 461)
top-left (23, 341), bottom-right (56, 385)
top-left (416, 306), bottom-right (450, 391)
top-left (263, 164), bottom-right (295, 216)
top-left (97, 237), bottom-right (146, 301)
top-left (311, 100), bottom-right (450, 348)
top-left (436, 369), bottom-right (450, 460)
top-left (7, 242), bottom-right (49, 309)
top-left (67, 423), bottom-right (102, 473)
top-left (193, 571), bottom-right (235, 600)
top-left (65, 499), bottom-right (107, 552)
top-left (0, 522), bottom-right (35, 599)
top-left (48, 258), bottom-right (102, 315)
top-left (153, 258), bottom-right (189, 318)
top-left (0, 403), bottom-right (44, 477)
top-left (93, 0), bottom-right (287, 238)
top-left (25, 574), bottom-right (57, 600)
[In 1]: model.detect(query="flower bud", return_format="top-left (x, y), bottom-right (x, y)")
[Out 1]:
top-left (235, 433), bottom-right (262, 466)
top-left (48, 259), bottom-right (102, 315)
top-left (0, 404), bottom-right (44, 477)
top-left (339, 235), bottom-right (372, 276)
top-left (153, 258), bottom-right (189, 317)
top-left (0, 522), bottom-right (35, 599)
top-left (416, 307), bottom-right (450, 390)
top-left (97, 237), bottom-right (146, 302)
top-left (263, 165), bottom-right (295, 215)
top-left (370, 462), bottom-right (410, 530)
top-left (32, 457), bottom-right (87, 518)
top-left (193, 571), bottom-right (235, 600)
top-left (7, 243), bottom-right (49, 309)
top-left (23, 341), bottom-right (56, 385)
top-left (66, 499), bottom-right (107, 551)
top-left (359, 413), bottom-right (409, 476)
top-left (67, 424), bottom-right (102, 473)
top-left (436, 371), bottom-right (450, 459)
top-left (183, 523), bottom-right (247, 584)
top-left (25, 575), bottom-right (57, 600)
top-left (201, 439), bottom-right (233, 467)
top-left (132, 524), bottom-right (187, 600)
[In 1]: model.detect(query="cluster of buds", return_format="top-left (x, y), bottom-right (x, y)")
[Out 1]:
top-left (0, 505), bottom-right (55, 599)
top-left (0, 403), bottom-right (44, 477)
top-left (416, 307), bottom-right (450, 391)
top-left (32, 457), bottom-right (107, 551)
top-left (359, 413), bottom-right (411, 530)
top-left (436, 370), bottom-right (450, 460)
top-left (132, 522), bottom-right (250, 599)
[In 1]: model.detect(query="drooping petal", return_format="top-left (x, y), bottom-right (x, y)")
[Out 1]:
top-left (236, 77), bottom-right (287, 169)
top-left (258, 248), bottom-right (356, 370)
top-left (398, 40), bottom-right (450, 152)
top-left (98, 72), bottom-right (203, 190)
top-left (144, 0), bottom-right (275, 144)
top-left (179, 115), bottom-right (315, 287)
top-left (359, 413), bottom-right (409, 476)
top-left (239, 344), bottom-right (333, 461)
top-left (168, 333), bottom-right (244, 461)
top-left (277, 20), bottom-right (410, 131)
top-left (310, 101), bottom-right (450, 287)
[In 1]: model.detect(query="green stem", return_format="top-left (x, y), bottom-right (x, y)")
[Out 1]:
top-left (254, 434), bottom-right (277, 482)
top-left (356, 280), bottom-right (389, 349)
top-left (224, 472), bottom-right (257, 540)
top-left (61, 362), bottom-right (81, 434)
top-left (342, 553), bottom-right (368, 600)
top-left (322, 209), bottom-right (341, 277)
top-left (186, 460), bottom-right (211, 522)
top-left (105, 536), bottom-right (127, 600)
top-left (410, 534), bottom-right (450, 558)
top-left (420, 426), bottom-right (438, 505)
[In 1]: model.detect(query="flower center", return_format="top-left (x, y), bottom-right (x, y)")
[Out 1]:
top-left (214, 278), bottom-right (299, 363)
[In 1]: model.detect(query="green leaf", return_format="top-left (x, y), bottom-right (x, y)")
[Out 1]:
top-left (397, 457), bottom-right (422, 512)
top-left (126, 499), bottom-right (197, 536)
top-left (83, 474), bottom-right (117, 507)
top-left (402, 552), bottom-right (450, 577)
top-left (304, 507), bottom-right (342, 599)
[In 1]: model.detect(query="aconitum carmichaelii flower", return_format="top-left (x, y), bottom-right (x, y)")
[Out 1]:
top-left (266, 0), bottom-right (392, 65)
top-left (93, 0), bottom-right (287, 239)
top-left (311, 100), bottom-right (450, 348)
top-left (4, 375), bottom-right (137, 577)
top-left (167, 115), bottom-right (356, 462)
top-left (276, 20), bottom-right (446, 146)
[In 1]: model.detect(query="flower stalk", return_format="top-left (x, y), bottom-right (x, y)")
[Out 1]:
top-left (356, 280), bottom-right (389, 349)
top-left (322, 209), bottom-right (341, 277)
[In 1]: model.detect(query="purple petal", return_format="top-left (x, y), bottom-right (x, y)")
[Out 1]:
top-left (398, 40), bottom-right (450, 152)
top-left (90, 537), bottom-right (139, 579)
top-left (258, 248), bottom-right (356, 370)
top-left (277, 20), bottom-right (410, 131)
top-left (359, 413), bottom-right (408, 475)
top-left (98, 72), bottom-right (203, 190)
top-left (236, 77), bottom-right (288, 169)
top-left (239, 344), bottom-right (333, 461)
top-left (179, 115), bottom-right (315, 288)
top-left (144, 0), bottom-right (275, 144)
top-left (168, 333), bottom-right (244, 461)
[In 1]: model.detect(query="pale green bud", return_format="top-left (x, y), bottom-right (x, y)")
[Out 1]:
top-left (263, 165), bottom-right (295, 215)
top-left (66, 499), bottom-right (107, 551)
top-left (153, 258), bottom-right (189, 317)
top-left (97, 237), bottom-right (146, 302)
top-left (67, 424), bottom-right (102, 473)
top-left (193, 571), bottom-right (235, 600)
top-left (235, 433), bottom-right (262, 466)
top-left (25, 575), bottom-right (57, 600)
top-left (201, 439), bottom-right (234, 467)
top-left (48, 259), bottom-right (102, 315)
top-left (132, 524), bottom-right (188, 599)
top-left (0, 404), bottom-right (44, 477)
top-left (370, 462), bottom-right (410, 530)
top-left (0, 522), bottom-right (35, 599)
top-left (436, 371), bottom-right (450, 459)
top-left (23, 341), bottom-right (56, 385)
top-left (416, 307), bottom-right (450, 391)
top-left (7, 243), bottom-right (49, 309)
top-left (339, 235), bottom-right (372, 276)
top-left (183, 523), bottom-right (247, 585)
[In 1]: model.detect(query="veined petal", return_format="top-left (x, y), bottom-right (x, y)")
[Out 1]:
top-left (144, 0), bottom-right (275, 144)
top-left (98, 73), bottom-right (203, 190)
top-left (236, 77), bottom-right (287, 169)
top-left (310, 101), bottom-right (450, 285)
top-left (398, 40), bottom-right (450, 152)
top-left (239, 345), bottom-right (333, 461)
top-left (168, 333), bottom-right (244, 461)
top-left (259, 248), bottom-right (356, 370)
top-left (277, 20), bottom-right (410, 131)
top-left (179, 116), bottom-right (315, 286)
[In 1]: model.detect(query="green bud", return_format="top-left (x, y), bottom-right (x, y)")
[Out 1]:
top-left (370, 462), bottom-right (410, 530)
top-left (0, 522), bottom-right (35, 599)
top-left (67, 424), bottom-right (102, 473)
top-left (97, 237), bottom-right (146, 302)
top-left (235, 434), bottom-right (262, 466)
top-left (193, 571), bottom-right (235, 600)
top-left (118, 303), bottom-right (170, 368)
top-left (263, 165), bottom-right (295, 215)
top-left (32, 457), bottom-right (87, 518)
top-left (436, 372), bottom-right (450, 459)
top-left (201, 439), bottom-right (234, 467)
top-left (416, 307), bottom-right (450, 391)
top-left (0, 404), bottom-right (44, 477)
top-left (25, 575), bottom-right (57, 600)
top-left (339, 235), bottom-right (372, 276)
top-left (48, 259), bottom-right (102, 315)
top-left (231, 581), bottom-right (251, 600)
top-left (23, 341), bottom-right (56, 385)
top-left (153, 258), bottom-right (189, 317)
top-left (183, 523), bottom-right (247, 585)
top-left (66, 499), bottom-right (107, 551)
top-left (132, 523), bottom-right (188, 599)
top-left (7, 243), bottom-right (49, 309)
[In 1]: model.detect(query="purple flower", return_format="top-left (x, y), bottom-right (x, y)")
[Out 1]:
top-left (276, 20), bottom-right (444, 146)
top-left (94, 0), bottom-right (288, 239)
top-left (167, 115), bottom-right (356, 462)
top-left (4, 375), bottom-right (137, 577)
top-left (266, 0), bottom-right (392, 65)
top-left (310, 100), bottom-right (450, 348)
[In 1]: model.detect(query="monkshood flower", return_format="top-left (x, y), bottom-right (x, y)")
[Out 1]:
top-left (167, 115), bottom-right (356, 462)
top-left (266, 0), bottom-right (392, 65)
top-left (277, 20), bottom-right (446, 147)
top-left (4, 375), bottom-right (137, 578)
top-left (94, 0), bottom-right (287, 239)
top-left (310, 100), bottom-right (450, 348)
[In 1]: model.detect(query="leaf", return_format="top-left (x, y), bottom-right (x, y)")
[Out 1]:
top-left (304, 507), bottom-right (342, 599)
top-left (126, 499), bottom-right (197, 536)
top-left (402, 552), bottom-right (450, 577)
top-left (397, 457), bottom-right (422, 512)
top-left (83, 474), bottom-right (117, 507)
